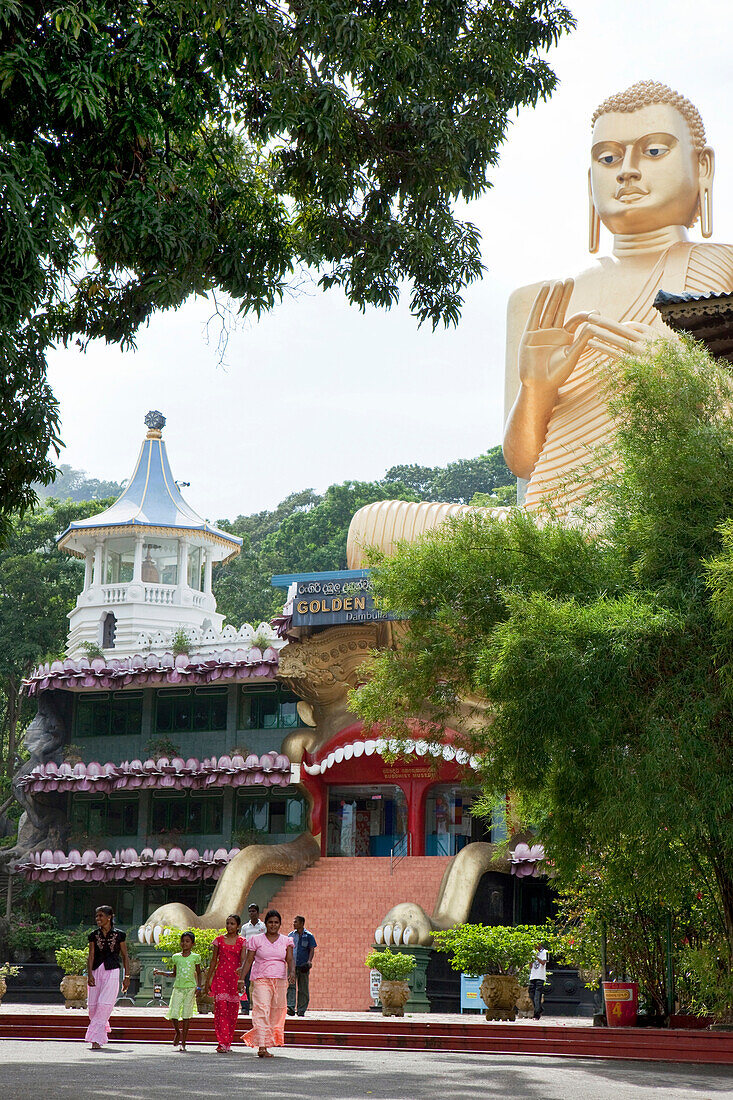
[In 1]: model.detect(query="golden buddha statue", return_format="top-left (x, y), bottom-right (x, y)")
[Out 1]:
top-left (503, 81), bottom-right (733, 511)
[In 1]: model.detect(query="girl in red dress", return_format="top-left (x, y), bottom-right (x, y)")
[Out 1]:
top-left (204, 915), bottom-right (246, 1052)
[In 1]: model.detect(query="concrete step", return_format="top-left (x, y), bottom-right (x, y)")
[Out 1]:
top-left (1, 1012), bottom-right (732, 1063)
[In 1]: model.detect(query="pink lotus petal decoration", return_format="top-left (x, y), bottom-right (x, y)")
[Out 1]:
top-left (509, 842), bottom-right (546, 877)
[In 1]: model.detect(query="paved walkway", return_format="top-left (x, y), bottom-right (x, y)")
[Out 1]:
top-left (1, 1039), bottom-right (732, 1099)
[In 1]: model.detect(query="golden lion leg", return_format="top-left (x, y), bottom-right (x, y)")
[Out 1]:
top-left (138, 833), bottom-right (320, 943)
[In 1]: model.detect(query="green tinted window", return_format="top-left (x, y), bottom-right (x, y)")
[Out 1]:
top-left (70, 795), bottom-right (139, 837)
top-left (239, 686), bottom-right (302, 730)
top-left (155, 688), bottom-right (228, 733)
top-left (74, 692), bottom-right (142, 737)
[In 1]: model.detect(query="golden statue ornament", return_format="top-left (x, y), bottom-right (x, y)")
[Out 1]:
top-left (502, 81), bottom-right (732, 513)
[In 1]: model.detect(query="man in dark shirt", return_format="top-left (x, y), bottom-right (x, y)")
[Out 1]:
top-left (287, 915), bottom-right (317, 1017)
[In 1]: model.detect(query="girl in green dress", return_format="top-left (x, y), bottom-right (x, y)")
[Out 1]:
top-left (154, 932), bottom-right (203, 1051)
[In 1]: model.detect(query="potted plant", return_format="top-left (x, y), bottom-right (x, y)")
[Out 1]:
top-left (365, 948), bottom-right (416, 1017)
top-left (433, 924), bottom-right (538, 1021)
top-left (156, 926), bottom-right (224, 1014)
top-left (55, 947), bottom-right (88, 1008)
top-left (0, 962), bottom-right (20, 1004)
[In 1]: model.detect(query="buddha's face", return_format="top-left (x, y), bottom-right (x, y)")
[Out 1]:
top-left (590, 102), bottom-right (712, 234)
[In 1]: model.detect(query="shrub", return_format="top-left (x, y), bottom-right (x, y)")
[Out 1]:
top-left (432, 924), bottom-right (539, 977)
top-left (171, 629), bottom-right (192, 656)
top-left (156, 927), bottom-right (226, 971)
top-left (365, 948), bottom-right (416, 981)
top-left (678, 944), bottom-right (733, 1023)
top-left (55, 947), bottom-right (87, 976)
top-left (144, 736), bottom-right (182, 760)
top-left (0, 962), bottom-right (20, 980)
top-left (9, 912), bottom-right (67, 955)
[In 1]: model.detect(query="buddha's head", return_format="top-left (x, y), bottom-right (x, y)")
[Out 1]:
top-left (589, 81), bottom-right (714, 245)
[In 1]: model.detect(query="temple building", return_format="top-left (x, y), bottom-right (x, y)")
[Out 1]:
top-left (9, 412), bottom-right (555, 1012)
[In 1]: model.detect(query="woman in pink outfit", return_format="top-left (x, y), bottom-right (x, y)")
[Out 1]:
top-left (241, 909), bottom-right (294, 1057)
top-left (85, 905), bottom-right (131, 1050)
top-left (204, 914), bottom-right (246, 1052)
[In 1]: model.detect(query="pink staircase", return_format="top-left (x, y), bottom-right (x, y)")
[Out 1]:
top-left (265, 856), bottom-right (451, 1010)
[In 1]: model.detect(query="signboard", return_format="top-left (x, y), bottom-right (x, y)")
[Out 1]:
top-left (460, 974), bottom-right (488, 1012)
top-left (370, 968), bottom-right (382, 1005)
top-left (291, 575), bottom-right (397, 628)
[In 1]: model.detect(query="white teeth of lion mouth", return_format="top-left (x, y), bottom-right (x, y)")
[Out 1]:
top-left (302, 738), bottom-right (479, 775)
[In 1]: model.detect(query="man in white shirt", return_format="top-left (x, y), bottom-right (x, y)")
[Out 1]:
top-left (241, 903), bottom-right (266, 1008)
top-left (528, 941), bottom-right (549, 1020)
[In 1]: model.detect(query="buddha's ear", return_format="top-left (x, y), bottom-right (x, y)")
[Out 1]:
top-left (588, 169), bottom-right (600, 254)
top-left (698, 147), bottom-right (715, 238)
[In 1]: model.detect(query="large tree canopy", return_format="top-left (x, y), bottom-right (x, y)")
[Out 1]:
top-left (353, 339), bottom-right (733, 987)
top-left (0, 0), bottom-right (573, 523)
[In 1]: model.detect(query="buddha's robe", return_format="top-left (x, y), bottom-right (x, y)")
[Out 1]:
top-left (524, 242), bottom-right (733, 512)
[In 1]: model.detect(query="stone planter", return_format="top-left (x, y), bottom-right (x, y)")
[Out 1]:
top-left (515, 987), bottom-right (534, 1019)
top-left (60, 974), bottom-right (88, 1009)
top-left (0, 976), bottom-right (6, 1004)
top-left (196, 990), bottom-right (215, 1015)
top-left (379, 979), bottom-right (411, 1017)
top-left (480, 974), bottom-right (521, 1022)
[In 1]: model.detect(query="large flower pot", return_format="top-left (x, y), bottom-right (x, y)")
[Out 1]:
top-left (0, 977), bottom-right (6, 1004)
top-left (60, 974), bottom-right (88, 1009)
top-left (602, 982), bottom-right (638, 1028)
top-left (480, 975), bottom-right (521, 1022)
top-left (515, 987), bottom-right (534, 1019)
top-left (379, 980), bottom-right (411, 1017)
top-left (196, 990), bottom-right (215, 1015)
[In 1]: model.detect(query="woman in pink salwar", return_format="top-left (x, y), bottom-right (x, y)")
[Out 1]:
top-left (241, 909), bottom-right (295, 1058)
top-left (204, 914), bottom-right (246, 1053)
top-left (85, 905), bottom-right (130, 1051)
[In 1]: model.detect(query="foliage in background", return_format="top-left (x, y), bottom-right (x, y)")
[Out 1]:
top-left (433, 923), bottom-right (543, 979)
top-left (677, 943), bottom-right (733, 1020)
top-left (364, 947), bottom-right (416, 981)
top-left (0, 0), bottom-right (572, 526)
top-left (156, 926), bottom-right (225, 970)
top-left (213, 447), bottom-right (515, 624)
top-left (34, 466), bottom-right (125, 504)
top-left (8, 911), bottom-right (69, 955)
top-left (353, 338), bottom-right (733, 1019)
top-left (554, 842), bottom-right (720, 1017)
top-left (0, 498), bottom-right (112, 787)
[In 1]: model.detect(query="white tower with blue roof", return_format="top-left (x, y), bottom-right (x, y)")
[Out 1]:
top-left (59, 411), bottom-right (242, 657)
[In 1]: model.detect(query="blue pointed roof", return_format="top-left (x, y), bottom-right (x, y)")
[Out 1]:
top-left (57, 412), bottom-right (242, 561)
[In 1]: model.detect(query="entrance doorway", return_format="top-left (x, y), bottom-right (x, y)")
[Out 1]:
top-left (327, 785), bottom-right (407, 857)
top-left (424, 785), bottom-right (493, 855)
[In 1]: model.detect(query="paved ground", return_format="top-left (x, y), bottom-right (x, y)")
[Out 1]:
top-left (1, 1040), bottom-right (733, 1100)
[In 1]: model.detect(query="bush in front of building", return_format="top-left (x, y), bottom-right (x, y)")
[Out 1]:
top-left (364, 948), bottom-right (416, 981)
top-left (433, 924), bottom-right (540, 980)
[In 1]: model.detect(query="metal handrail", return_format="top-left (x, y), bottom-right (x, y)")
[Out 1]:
top-left (390, 832), bottom-right (412, 874)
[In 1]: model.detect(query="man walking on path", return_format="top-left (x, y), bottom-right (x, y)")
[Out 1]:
top-left (528, 941), bottom-right (549, 1020)
top-left (287, 915), bottom-right (317, 1017)
top-left (241, 903), bottom-right (266, 1008)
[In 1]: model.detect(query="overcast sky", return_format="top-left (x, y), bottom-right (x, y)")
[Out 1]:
top-left (47, 0), bottom-right (733, 523)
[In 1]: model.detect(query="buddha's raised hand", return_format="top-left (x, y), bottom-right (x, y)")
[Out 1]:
top-left (519, 280), bottom-right (654, 394)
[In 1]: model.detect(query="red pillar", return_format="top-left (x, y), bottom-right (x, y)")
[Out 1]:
top-left (404, 778), bottom-right (428, 856)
